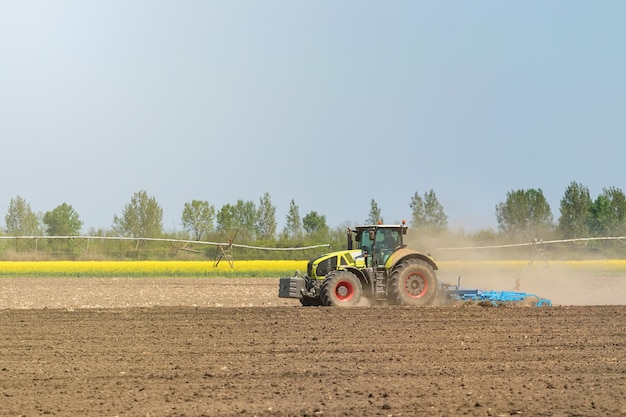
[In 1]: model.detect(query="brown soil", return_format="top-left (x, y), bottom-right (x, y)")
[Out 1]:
top-left (0, 277), bottom-right (625, 417)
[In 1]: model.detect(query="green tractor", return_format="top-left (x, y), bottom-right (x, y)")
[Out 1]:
top-left (278, 223), bottom-right (439, 307)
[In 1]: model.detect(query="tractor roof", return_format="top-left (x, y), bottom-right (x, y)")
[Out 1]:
top-left (354, 224), bottom-right (407, 230)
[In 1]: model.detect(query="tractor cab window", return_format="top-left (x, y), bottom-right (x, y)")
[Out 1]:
top-left (376, 229), bottom-right (400, 250)
top-left (358, 230), bottom-right (374, 254)
top-left (374, 229), bottom-right (400, 265)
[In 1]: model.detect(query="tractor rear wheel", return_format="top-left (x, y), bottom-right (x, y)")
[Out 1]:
top-left (320, 270), bottom-right (362, 307)
top-left (390, 259), bottom-right (437, 306)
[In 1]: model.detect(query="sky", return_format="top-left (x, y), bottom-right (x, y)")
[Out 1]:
top-left (1, 1), bottom-right (625, 234)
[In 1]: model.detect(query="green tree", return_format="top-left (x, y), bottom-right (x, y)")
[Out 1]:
top-left (303, 211), bottom-right (328, 236)
top-left (589, 186), bottom-right (626, 236)
top-left (366, 199), bottom-right (382, 224)
top-left (558, 181), bottom-right (592, 239)
top-left (495, 188), bottom-right (554, 239)
top-left (4, 195), bottom-right (42, 236)
top-left (423, 190), bottom-right (448, 230)
top-left (410, 190), bottom-right (447, 231)
top-left (216, 203), bottom-right (237, 231)
top-left (181, 200), bottom-right (215, 241)
top-left (112, 190), bottom-right (163, 238)
top-left (235, 199), bottom-right (257, 239)
top-left (256, 192), bottom-right (277, 240)
top-left (590, 194), bottom-right (611, 236)
top-left (605, 187), bottom-right (626, 236)
top-left (409, 192), bottom-right (425, 228)
top-left (282, 199), bottom-right (302, 240)
top-left (217, 200), bottom-right (257, 240)
top-left (43, 203), bottom-right (83, 236)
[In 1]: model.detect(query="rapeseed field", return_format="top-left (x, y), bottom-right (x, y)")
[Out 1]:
top-left (0, 259), bottom-right (624, 278)
top-left (0, 260), bottom-right (306, 277)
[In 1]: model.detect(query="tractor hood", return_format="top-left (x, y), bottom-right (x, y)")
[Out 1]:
top-left (308, 249), bottom-right (365, 279)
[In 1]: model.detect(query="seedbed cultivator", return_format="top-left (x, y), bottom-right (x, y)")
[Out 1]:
top-left (439, 277), bottom-right (552, 307)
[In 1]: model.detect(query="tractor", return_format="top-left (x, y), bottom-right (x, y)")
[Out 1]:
top-left (278, 222), bottom-right (439, 307)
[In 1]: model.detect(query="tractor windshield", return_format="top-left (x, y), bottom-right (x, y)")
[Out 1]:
top-left (358, 228), bottom-right (401, 266)
top-left (376, 229), bottom-right (400, 248)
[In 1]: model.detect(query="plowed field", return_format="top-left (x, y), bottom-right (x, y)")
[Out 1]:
top-left (1, 277), bottom-right (625, 417)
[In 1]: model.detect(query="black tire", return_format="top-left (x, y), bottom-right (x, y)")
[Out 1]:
top-left (390, 259), bottom-right (438, 306)
top-left (320, 270), bottom-right (362, 307)
top-left (300, 295), bottom-right (321, 307)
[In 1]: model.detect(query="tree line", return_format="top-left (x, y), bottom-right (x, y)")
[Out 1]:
top-left (2, 190), bottom-right (448, 242)
top-left (496, 182), bottom-right (626, 241)
top-left (2, 181), bottom-right (626, 254)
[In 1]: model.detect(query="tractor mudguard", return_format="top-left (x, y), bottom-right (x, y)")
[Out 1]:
top-left (386, 248), bottom-right (438, 271)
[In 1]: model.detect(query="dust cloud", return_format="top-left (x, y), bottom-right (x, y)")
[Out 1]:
top-left (435, 264), bottom-right (626, 306)
top-left (404, 230), bottom-right (626, 306)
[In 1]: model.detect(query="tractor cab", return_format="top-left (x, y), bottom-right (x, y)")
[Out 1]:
top-left (353, 224), bottom-right (406, 267)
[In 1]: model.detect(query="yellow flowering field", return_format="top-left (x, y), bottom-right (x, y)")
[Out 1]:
top-left (0, 259), bottom-right (625, 278)
top-left (0, 260), bottom-right (307, 278)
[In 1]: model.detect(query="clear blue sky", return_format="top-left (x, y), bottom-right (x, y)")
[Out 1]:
top-left (1, 1), bottom-right (625, 233)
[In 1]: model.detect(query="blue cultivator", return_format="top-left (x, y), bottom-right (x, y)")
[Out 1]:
top-left (440, 277), bottom-right (552, 307)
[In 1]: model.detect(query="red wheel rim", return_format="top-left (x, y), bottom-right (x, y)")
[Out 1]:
top-left (403, 272), bottom-right (428, 298)
top-left (334, 281), bottom-right (354, 301)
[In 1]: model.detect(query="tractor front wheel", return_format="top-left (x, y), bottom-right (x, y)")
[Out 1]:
top-left (320, 271), bottom-right (362, 307)
top-left (390, 259), bottom-right (437, 306)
